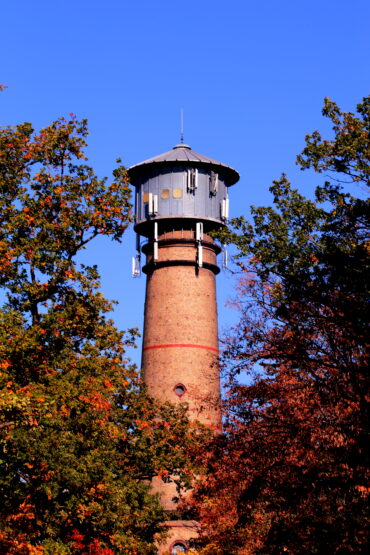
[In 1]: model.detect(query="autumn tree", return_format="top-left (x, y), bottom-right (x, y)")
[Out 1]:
top-left (188, 97), bottom-right (370, 553)
top-left (0, 117), bottom-right (200, 554)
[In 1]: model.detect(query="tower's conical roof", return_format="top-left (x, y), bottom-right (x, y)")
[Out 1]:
top-left (128, 143), bottom-right (239, 186)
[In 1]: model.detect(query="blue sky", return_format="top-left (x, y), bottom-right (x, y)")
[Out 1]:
top-left (1, 0), bottom-right (369, 365)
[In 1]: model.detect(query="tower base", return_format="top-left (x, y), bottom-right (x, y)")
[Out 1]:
top-left (156, 520), bottom-right (199, 554)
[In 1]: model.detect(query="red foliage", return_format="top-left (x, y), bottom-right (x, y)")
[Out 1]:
top-left (188, 97), bottom-right (370, 553)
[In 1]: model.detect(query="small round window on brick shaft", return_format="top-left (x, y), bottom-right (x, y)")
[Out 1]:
top-left (174, 383), bottom-right (186, 397)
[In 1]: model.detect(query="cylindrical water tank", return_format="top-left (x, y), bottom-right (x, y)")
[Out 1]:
top-left (127, 143), bottom-right (239, 237)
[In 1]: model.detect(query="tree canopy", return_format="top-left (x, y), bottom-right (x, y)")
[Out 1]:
top-left (188, 97), bottom-right (370, 554)
top-left (0, 117), bottom-right (200, 554)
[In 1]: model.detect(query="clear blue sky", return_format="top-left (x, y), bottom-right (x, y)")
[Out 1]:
top-left (1, 0), bottom-right (369, 366)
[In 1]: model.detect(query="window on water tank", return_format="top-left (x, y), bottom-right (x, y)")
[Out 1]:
top-left (161, 189), bottom-right (170, 199)
top-left (173, 188), bottom-right (183, 199)
top-left (187, 168), bottom-right (198, 193)
top-left (143, 192), bottom-right (150, 203)
top-left (209, 171), bottom-right (218, 195)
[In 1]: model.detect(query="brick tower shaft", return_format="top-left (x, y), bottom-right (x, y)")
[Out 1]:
top-left (142, 228), bottom-right (221, 430)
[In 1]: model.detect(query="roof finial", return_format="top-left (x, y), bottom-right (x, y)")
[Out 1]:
top-left (180, 108), bottom-right (184, 144)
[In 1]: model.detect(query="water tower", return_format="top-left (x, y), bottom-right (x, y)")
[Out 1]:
top-left (128, 142), bottom-right (239, 554)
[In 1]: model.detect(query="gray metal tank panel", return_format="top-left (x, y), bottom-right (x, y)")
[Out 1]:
top-left (135, 166), bottom-right (228, 223)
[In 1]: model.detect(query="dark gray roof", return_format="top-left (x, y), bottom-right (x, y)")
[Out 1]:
top-left (128, 144), bottom-right (239, 186)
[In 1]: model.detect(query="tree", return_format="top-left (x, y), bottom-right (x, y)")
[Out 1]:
top-left (0, 117), bottom-right (200, 554)
top-left (188, 97), bottom-right (370, 553)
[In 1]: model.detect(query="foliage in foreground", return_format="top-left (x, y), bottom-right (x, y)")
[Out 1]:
top-left (189, 97), bottom-right (370, 553)
top-left (0, 117), bottom-right (201, 553)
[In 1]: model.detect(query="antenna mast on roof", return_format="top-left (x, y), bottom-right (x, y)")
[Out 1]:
top-left (180, 108), bottom-right (184, 144)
